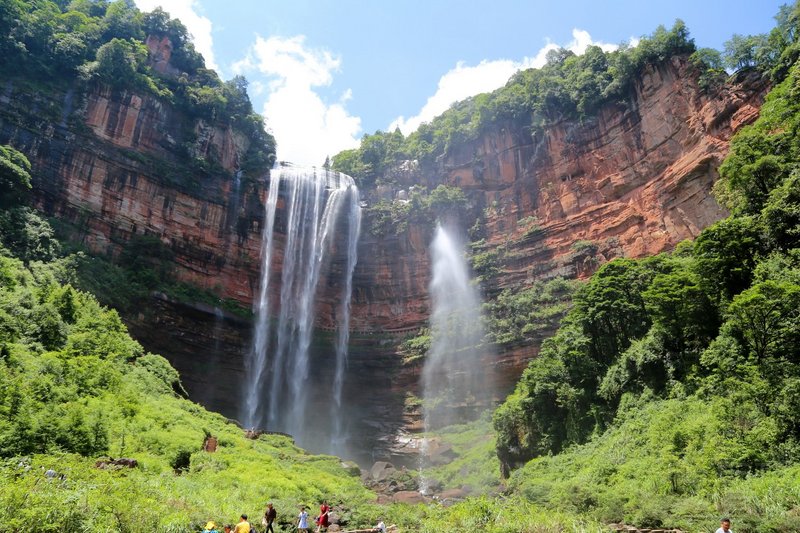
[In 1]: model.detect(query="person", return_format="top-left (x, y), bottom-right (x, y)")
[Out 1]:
top-left (233, 514), bottom-right (251, 533)
top-left (315, 501), bottom-right (330, 532)
top-left (715, 518), bottom-right (733, 533)
top-left (202, 522), bottom-right (219, 533)
top-left (373, 518), bottom-right (387, 533)
top-left (298, 506), bottom-right (310, 532)
top-left (263, 502), bottom-right (277, 533)
top-left (223, 526), bottom-right (232, 533)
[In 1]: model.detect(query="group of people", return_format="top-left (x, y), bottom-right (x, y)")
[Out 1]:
top-left (202, 501), bottom-right (388, 533)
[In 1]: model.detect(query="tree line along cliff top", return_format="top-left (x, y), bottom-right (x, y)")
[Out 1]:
top-left (333, 7), bottom-right (800, 191)
top-left (0, 0), bottom-right (275, 177)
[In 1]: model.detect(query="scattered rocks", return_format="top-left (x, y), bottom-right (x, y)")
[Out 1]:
top-left (369, 461), bottom-right (396, 482)
top-left (608, 524), bottom-right (683, 533)
top-left (436, 488), bottom-right (467, 501)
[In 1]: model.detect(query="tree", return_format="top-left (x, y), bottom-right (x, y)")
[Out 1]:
top-left (0, 145), bottom-right (32, 208)
top-left (85, 37), bottom-right (148, 87)
top-left (727, 280), bottom-right (800, 363)
top-left (762, 173), bottom-right (800, 250)
top-left (724, 33), bottom-right (770, 71)
top-left (692, 216), bottom-right (764, 304)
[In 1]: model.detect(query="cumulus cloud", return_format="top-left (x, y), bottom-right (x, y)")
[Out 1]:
top-left (389, 29), bottom-right (619, 134)
top-left (233, 35), bottom-right (361, 166)
top-left (133, 0), bottom-right (218, 72)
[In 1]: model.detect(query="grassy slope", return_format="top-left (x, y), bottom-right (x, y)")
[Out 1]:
top-left (0, 236), bottom-right (599, 532)
top-left (510, 398), bottom-right (800, 532)
top-left (0, 251), bottom-right (373, 531)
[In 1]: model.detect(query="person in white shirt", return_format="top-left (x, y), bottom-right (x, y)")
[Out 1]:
top-left (373, 519), bottom-right (387, 533)
top-left (298, 507), bottom-right (310, 532)
top-left (715, 517), bottom-right (733, 533)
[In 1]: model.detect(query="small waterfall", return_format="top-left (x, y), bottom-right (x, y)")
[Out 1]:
top-left (420, 223), bottom-right (493, 490)
top-left (330, 188), bottom-right (362, 455)
top-left (243, 164), bottom-right (361, 453)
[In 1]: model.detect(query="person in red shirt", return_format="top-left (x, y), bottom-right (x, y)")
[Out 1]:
top-left (315, 501), bottom-right (330, 532)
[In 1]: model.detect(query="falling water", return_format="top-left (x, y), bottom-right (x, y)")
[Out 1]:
top-left (420, 223), bottom-right (493, 491)
top-left (243, 164), bottom-right (361, 453)
top-left (330, 188), bottom-right (362, 456)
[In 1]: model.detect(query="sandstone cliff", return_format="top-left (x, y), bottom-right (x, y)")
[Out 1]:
top-left (0, 54), bottom-right (767, 463)
top-left (349, 57), bottom-right (766, 334)
top-left (0, 78), bottom-right (268, 306)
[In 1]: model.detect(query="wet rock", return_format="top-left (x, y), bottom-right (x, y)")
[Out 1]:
top-left (340, 460), bottom-right (361, 476)
top-left (370, 461), bottom-right (396, 482)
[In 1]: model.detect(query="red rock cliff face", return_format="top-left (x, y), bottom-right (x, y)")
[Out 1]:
top-left (0, 81), bottom-right (266, 305)
top-left (0, 56), bottom-right (767, 462)
top-left (349, 57), bottom-right (767, 336)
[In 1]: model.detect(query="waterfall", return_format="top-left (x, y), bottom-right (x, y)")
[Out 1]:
top-left (243, 164), bottom-right (361, 454)
top-left (420, 223), bottom-right (493, 489)
top-left (331, 187), bottom-right (361, 455)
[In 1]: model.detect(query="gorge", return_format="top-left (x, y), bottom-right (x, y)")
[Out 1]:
top-left (0, 50), bottom-right (767, 464)
top-left (6, 1), bottom-right (800, 530)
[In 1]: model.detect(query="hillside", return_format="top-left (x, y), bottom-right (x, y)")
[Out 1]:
top-left (489, 5), bottom-right (800, 531)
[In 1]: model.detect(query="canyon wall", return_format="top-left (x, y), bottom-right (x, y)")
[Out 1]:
top-left (0, 55), bottom-right (767, 462)
top-left (0, 79), bottom-right (267, 305)
top-left (349, 58), bottom-right (766, 336)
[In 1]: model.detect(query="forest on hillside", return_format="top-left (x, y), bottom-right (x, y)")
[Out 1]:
top-left (2, 0), bottom-right (800, 531)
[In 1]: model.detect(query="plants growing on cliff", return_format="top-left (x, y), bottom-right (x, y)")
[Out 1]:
top-left (492, 29), bottom-right (800, 529)
top-left (333, 21), bottom-right (698, 185)
top-left (486, 277), bottom-right (577, 347)
top-left (0, 1), bottom-right (276, 176)
top-left (363, 185), bottom-right (469, 236)
top-left (0, 145), bottom-right (32, 209)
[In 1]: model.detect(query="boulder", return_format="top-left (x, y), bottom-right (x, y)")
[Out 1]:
top-left (392, 491), bottom-right (425, 504)
top-left (370, 461), bottom-right (396, 482)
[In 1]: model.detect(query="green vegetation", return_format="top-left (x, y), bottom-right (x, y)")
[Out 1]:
top-left (0, 236), bottom-right (374, 530)
top-left (334, 21), bottom-right (707, 187)
top-left (424, 415), bottom-right (502, 493)
top-left (0, 1), bottom-right (275, 176)
top-left (0, 142), bottom-right (606, 531)
top-left (363, 185), bottom-right (468, 236)
top-left (493, 6), bottom-right (800, 530)
top-left (486, 277), bottom-right (578, 347)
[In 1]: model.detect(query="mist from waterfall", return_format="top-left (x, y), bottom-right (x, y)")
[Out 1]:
top-left (243, 164), bottom-right (361, 454)
top-left (420, 224), bottom-right (493, 487)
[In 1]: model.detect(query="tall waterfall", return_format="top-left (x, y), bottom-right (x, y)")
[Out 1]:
top-left (243, 164), bottom-right (361, 453)
top-left (420, 224), bottom-right (493, 485)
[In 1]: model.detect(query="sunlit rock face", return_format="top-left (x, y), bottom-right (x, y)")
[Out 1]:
top-left (0, 54), bottom-right (767, 465)
top-left (350, 58), bottom-right (767, 335)
top-left (0, 80), bottom-right (267, 307)
top-left (346, 58), bottom-right (767, 413)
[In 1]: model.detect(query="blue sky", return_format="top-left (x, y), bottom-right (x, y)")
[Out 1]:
top-left (134, 1), bottom-right (785, 165)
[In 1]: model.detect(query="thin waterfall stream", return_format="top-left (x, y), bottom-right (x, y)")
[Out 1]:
top-left (243, 164), bottom-right (361, 455)
top-left (420, 223), bottom-right (494, 492)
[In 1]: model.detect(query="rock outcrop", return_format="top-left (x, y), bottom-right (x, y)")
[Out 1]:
top-left (350, 58), bottom-right (766, 334)
top-left (0, 79), bottom-right (267, 307)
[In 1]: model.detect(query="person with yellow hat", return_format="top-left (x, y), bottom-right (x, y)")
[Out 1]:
top-left (202, 521), bottom-right (219, 533)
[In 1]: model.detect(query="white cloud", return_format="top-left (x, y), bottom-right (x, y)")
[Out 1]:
top-left (234, 35), bottom-right (361, 166)
top-left (389, 29), bottom-right (619, 135)
top-left (133, 0), bottom-right (218, 72)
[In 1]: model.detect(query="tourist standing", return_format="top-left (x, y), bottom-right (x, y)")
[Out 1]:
top-left (315, 500), bottom-right (330, 532)
top-left (298, 506), bottom-right (310, 532)
top-left (234, 514), bottom-right (251, 533)
top-left (715, 518), bottom-right (734, 533)
top-left (263, 502), bottom-right (277, 533)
